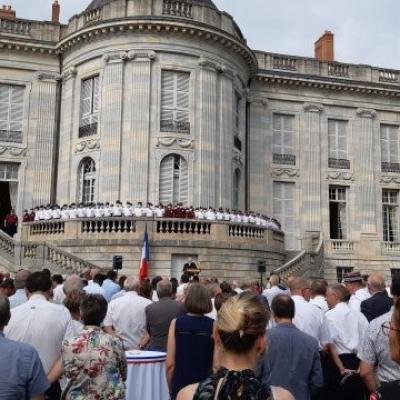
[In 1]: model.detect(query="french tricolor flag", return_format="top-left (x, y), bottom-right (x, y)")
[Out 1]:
top-left (139, 226), bottom-right (150, 282)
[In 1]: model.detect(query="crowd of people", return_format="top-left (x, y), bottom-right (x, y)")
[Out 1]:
top-left (17, 202), bottom-right (281, 230)
top-left (0, 267), bottom-right (399, 400)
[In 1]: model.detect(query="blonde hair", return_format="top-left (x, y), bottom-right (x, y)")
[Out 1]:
top-left (216, 292), bottom-right (269, 354)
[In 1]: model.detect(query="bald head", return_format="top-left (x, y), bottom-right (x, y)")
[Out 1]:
top-left (0, 295), bottom-right (10, 329)
top-left (14, 269), bottom-right (30, 290)
top-left (156, 279), bottom-right (172, 299)
top-left (124, 276), bottom-right (140, 292)
top-left (367, 273), bottom-right (386, 294)
top-left (269, 274), bottom-right (280, 287)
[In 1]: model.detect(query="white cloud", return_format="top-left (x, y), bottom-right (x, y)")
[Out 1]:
top-left (7, 0), bottom-right (400, 69)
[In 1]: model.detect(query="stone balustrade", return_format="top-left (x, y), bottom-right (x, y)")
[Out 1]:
top-left (82, 219), bottom-right (136, 234)
top-left (0, 230), bottom-right (15, 259)
top-left (272, 55), bottom-right (297, 71)
top-left (379, 70), bottom-right (399, 82)
top-left (273, 250), bottom-right (307, 281)
top-left (381, 242), bottom-right (400, 254)
top-left (229, 224), bottom-right (264, 239)
top-left (84, 8), bottom-right (103, 25)
top-left (328, 63), bottom-right (349, 77)
top-left (163, 0), bottom-right (193, 18)
top-left (327, 239), bottom-right (355, 252)
top-left (0, 18), bottom-right (31, 36)
top-left (157, 220), bottom-right (211, 235)
top-left (30, 221), bottom-right (65, 235)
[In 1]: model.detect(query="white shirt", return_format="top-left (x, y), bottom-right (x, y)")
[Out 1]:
top-left (262, 285), bottom-right (290, 306)
top-left (64, 319), bottom-right (84, 341)
top-left (177, 283), bottom-right (188, 296)
top-left (134, 207), bottom-right (143, 217)
top-left (43, 210), bottom-right (52, 220)
top-left (103, 207), bottom-right (112, 217)
top-left (94, 207), bottom-right (103, 218)
top-left (5, 294), bottom-right (71, 373)
top-left (205, 210), bottom-right (216, 220)
top-left (9, 288), bottom-right (28, 308)
top-left (51, 209), bottom-right (61, 219)
top-left (292, 295), bottom-right (332, 347)
top-left (83, 281), bottom-right (106, 298)
top-left (53, 284), bottom-right (66, 304)
top-left (77, 207), bottom-right (86, 218)
top-left (123, 207), bottom-right (133, 217)
top-left (155, 207), bottom-right (164, 218)
top-left (86, 207), bottom-right (95, 218)
top-left (310, 295), bottom-right (329, 314)
top-left (103, 291), bottom-right (152, 350)
top-left (349, 287), bottom-right (371, 312)
top-left (68, 208), bottom-right (77, 219)
top-left (205, 298), bottom-right (217, 320)
top-left (326, 302), bottom-right (369, 355)
top-left (112, 205), bottom-right (122, 217)
top-left (61, 209), bottom-right (70, 219)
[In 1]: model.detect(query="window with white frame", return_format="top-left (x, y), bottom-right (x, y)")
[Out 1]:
top-left (382, 189), bottom-right (399, 242)
top-left (233, 168), bottom-right (241, 209)
top-left (381, 124), bottom-right (400, 173)
top-left (329, 186), bottom-right (347, 239)
top-left (0, 84), bottom-right (24, 143)
top-left (79, 76), bottom-right (99, 138)
top-left (0, 162), bottom-right (19, 181)
top-left (328, 119), bottom-right (350, 169)
top-left (160, 71), bottom-right (190, 134)
top-left (159, 154), bottom-right (189, 205)
top-left (336, 266), bottom-right (353, 283)
top-left (79, 158), bottom-right (96, 204)
top-left (273, 182), bottom-right (295, 249)
top-left (273, 114), bottom-right (296, 165)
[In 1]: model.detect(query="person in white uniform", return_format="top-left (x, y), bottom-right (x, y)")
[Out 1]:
top-left (343, 272), bottom-right (371, 312)
top-left (310, 279), bottom-right (330, 314)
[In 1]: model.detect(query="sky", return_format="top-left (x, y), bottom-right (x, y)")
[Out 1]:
top-left (7, 0), bottom-right (400, 70)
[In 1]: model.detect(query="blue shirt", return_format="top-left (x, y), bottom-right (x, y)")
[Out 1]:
top-left (102, 279), bottom-right (121, 302)
top-left (0, 331), bottom-right (49, 399)
top-left (260, 323), bottom-right (323, 400)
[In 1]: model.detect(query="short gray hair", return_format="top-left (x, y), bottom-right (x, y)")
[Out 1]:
top-left (63, 275), bottom-right (84, 295)
top-left (124, 276), bottom-right (140, 292)
top-left (0, 295), bottom-right (10, 328)
top-left (156, 279), bottom-right (172, 298)
top-left (368, 273), bottom-right (386, 293)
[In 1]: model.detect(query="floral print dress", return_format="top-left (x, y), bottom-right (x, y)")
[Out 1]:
top-left (62, 327), bottom-right (127, 400)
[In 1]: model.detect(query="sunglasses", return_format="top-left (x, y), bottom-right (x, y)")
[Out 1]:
top-left (381, 321), bottom-right (400, 336)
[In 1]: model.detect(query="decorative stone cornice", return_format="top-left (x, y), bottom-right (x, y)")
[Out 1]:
top-left (0, 41), bottom-right (56, 55)
top-left (327, 171), bottom-right (354, 181)
top-left (303, 102), bottom-right (323, 113)
top-left (127, 50), bottom-right (156, 62)
top-left (75, 139), bottom-right (100, 153)
top-left (35, 72), bottom-right (61, 82)
top-left (198, 57), bottom-right (219, 71)
top-left (247, 96), bottom-right (268, 107)
top-left (156, 137), bottom-right (194, 149)
top-left (356, 108), bottom-right (376, 119)
top-left (380, 176), bottom-right (400, 184)
top-left (0, 146), bottom-right (27, 157)
top-left (219, 64), bottom-right (236, 79)
top-left (61, 66), bottom-right (77, 81)
top-left (103, 51), bottom-right (128, 64)
top-left (257, 74), bottom-right (400, 98)
top-left (271, 167), bottom-right (299, 178)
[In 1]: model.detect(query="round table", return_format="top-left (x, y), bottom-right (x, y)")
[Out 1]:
top-left (125, 350), bottom-right (169, 400)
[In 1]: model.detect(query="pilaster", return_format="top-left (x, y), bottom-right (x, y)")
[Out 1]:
top-left (302, 103), bottom-right (323, 232)
top-left (31, 72), bottom-right (60, 206)
top-left (99, 52), bottom-right (126, 202)
top-left (198, 58), bottom-right (218, 207)
top-left (356, 108), bottom-right (377, 234)
top-left (125, 50), bottom-right (155, 203)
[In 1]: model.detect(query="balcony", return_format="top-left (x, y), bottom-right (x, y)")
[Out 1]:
top-left (273, 153), bottom-right (296, 166)
top-left (328, 63), bottom-right (350, 78)
top-left (79, 122), bottom-right (98, 138)
top-left (163, 0), bottom-right (193, 18)
top-left (382, 242), bottom-right (400, 254)
top-left (273, 56), bottom-right (297, 71)
top-left (329, 158), bottom-right (350, 170)
top-left (327, 239), bottom-right (355, 253)
top-left (0, 18), bottom-right (31, 36)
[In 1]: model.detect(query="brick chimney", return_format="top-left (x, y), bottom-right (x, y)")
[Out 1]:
top-left (315, 31), bottom-right (334, 63)
top-left (52, 0), bottom-right (60, 24)
top-left (0, 5), bottom-right (16, 19)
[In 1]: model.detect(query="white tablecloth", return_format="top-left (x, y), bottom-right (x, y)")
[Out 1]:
top-left (125, 350), bottom-right (169, 400)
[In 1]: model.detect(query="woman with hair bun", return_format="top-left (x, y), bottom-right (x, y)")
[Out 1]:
top-left (177, 291), bottom-right (269, 400)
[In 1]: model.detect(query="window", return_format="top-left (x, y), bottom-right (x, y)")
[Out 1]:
top-left (160, 71), bottom-right (190, 134)
top-left (233, 168), bottom-right (241, 209)
top-left (159, 154), bottom-right (189, 204)
top-left (79, 76), bottom-right (99, 138)
top-left (329, 186), bottom-right (347, 239)
top-left (233, 93), bottom-right (242, 151)
top-left (79, 158), bottom-right (96, 204)
top-left (273, 182), bottom-right (295, 249)
top-left (328, 119), bottom-right (350, 169)
top-left (0, 162), bottom-right (19, 181)
top-left (381, 125), bottom-right (400, 172)
top-left (382, 190), bottom-right (399, 242)
top-left (336, 266), bottom-right (353, 283)
top-left (0, 84), bottom-right (24, 143)
top-left (391, 269), bottom-right (400, 279)
top-left (273, 114), bottom-right (296, 165)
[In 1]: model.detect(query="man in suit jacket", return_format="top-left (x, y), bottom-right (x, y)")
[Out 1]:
top-left (361, 273), bottom-right (393, 322)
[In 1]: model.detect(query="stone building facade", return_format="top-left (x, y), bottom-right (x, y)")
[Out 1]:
top-left (0, 0), bottom-right (399, 280)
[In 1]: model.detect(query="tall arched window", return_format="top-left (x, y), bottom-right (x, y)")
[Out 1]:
top-left (159, 154), bottom-right (188, 204)
top-left (79, 157), bottom-right (96, 203)
top-left (233, 168), bottom-right (241, 209)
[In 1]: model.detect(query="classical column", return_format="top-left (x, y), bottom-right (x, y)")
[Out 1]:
top-left (218, 65), bottom-right (235, 208)
top-left (357, 108), bottom-right (377, 233)
top-left (57, 67), bottom-right (77, 204)
top-left (99, 52), bottom-right (126, 202)
top-left (248, 96), bottom-right (268, 213)
top-left (302, 103), bottom-right (323, 231)
top-left (198, 58), bottom-right (218, 208)
top-left (126, 51), bottom-right (155, 203)
top-left (31, 72), bottom-right (60, 206)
